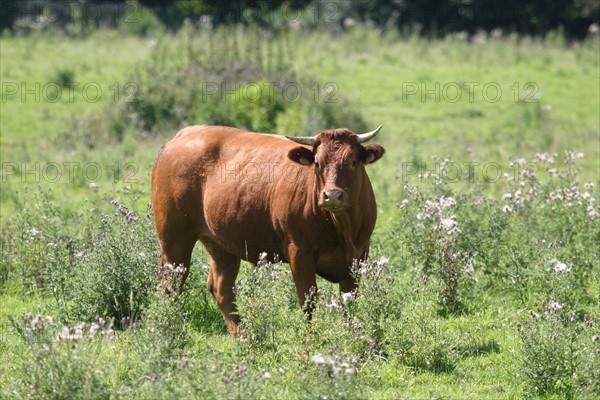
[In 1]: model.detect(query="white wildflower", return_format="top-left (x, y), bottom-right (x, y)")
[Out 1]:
top-left (438, 217), bottom-right (460, 235)
top-left (439, 196), bottom-right (457, 210)
top-left (588, 207), bottom-right (598, 220)
top-left (376, 256), bottom-right (390, 267)
top-left (565, 150), bottom-right (584, 164)
top-left (29, 228), bottom-right (42, 239)
top-left (328, 298), bottom-right (341, 309)
top-left (341, 292), bottom-right (354, 303)
top-left (465, 258), bottom-right (475, 275)
top-left (355, 260), bottom-right (371, 275)
top-left (529, 310), bottom-right (540, 320)
top-left (89, 323), bottom-right (99, 337)
top-left (73, 323), bottom-right (85, 341)
top-left (535, 152), bottom-right (555, 163)
top-left (548, 301), bottom-right (564, 313)
top-left (551, 259), bottom-right (571, 273)
top-left (549, 190), bottom-right (563, 201)
top-left (59, 326), bottom-right (73, 341)
top-left (311, 354), bottom-right (327, 365)
top-left (509, 158), bottom-right (527, 167)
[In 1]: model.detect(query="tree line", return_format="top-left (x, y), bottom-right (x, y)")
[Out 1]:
top-left (1, 0), bottom-right (598, 38)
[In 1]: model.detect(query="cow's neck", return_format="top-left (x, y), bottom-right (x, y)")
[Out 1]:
top-left (328, 209), bottom-right (360, 258)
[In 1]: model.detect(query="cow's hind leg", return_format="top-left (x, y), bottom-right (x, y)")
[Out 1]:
top-left (339, 274), bottom-right (357, 295)
top-left (158, 235), bottom-right (196, 294)
top-left (206, 248), bottom-right (241, 337)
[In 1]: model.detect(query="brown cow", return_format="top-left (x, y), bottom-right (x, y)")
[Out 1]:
top-left (151, 124), bottom-right (385, 337)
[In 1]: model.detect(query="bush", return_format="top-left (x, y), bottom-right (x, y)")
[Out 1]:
top-left (0, 191), bottom-right (160, 327)
top-left (0, 189), bottom-right (77, 296)
top-left (119, 3), bottom-right (165, 37)
top-left (398, 171), bottom-right (479, 315)
top-left (519, 308), bottom-right (599, 398)
top-left (65, 200), bottom-right (159, 326)
top-left (7, 314), bottom-right (115, 399)
top-left (235, 254), bottom-right (302, 352)
top-left (385, 290), bottom-right (461, 373)
top-left (80, 26), bottom-right (366, 146)
top-left (393, 149), bottom-right (599, 395)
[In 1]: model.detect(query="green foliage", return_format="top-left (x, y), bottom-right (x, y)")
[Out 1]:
top-left (0, 193), bottom-right (160, 327)
top-left (65, 200), bottom-right (159, 325)
top-left (3, 0), bottom-right (598, 38)
top-left (1, 162), bottom-right (598, 397)
top-left (51, 67), bottom-right (76, 89)
top-left (398, 173), bottom-right (479, 315)
top-left (519, 308), bottom-right (600, 398)
top-left (118, 3), bottom-right (165, 37)
top-left (83, 26), bottom-right (365, 145)
top-left (0, 190), bottom-right (76, 296)
top-left (8, 314), bottom-right (115, 399)
top-left (235, 256), bottom-right (302, 352)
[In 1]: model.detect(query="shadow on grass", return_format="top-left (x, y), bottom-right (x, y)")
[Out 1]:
top-left (459, 340), bottom-right (501, 358)
top-left (180, 287), bottom-right (229, 335)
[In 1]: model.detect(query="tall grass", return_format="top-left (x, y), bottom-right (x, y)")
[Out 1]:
top-left (2, 148), bottom-right (598, 398)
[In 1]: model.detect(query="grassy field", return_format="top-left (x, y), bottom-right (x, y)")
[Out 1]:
top-left (1, 25), bottom-right (599, 399)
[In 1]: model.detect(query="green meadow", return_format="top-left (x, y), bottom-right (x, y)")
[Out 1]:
top-left (1, 26), bottom-right (599, 399)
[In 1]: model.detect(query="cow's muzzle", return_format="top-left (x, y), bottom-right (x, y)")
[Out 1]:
top-left (320, 190), bottom-right (346, 212)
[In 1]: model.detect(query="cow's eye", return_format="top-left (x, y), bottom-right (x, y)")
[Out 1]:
top-left (351, 160), bottom-right (357, 167)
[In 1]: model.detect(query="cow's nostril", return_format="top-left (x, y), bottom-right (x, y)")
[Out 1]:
top-left (324, 191), bottom-right (343, 203)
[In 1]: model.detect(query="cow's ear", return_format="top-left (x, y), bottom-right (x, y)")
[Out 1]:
top-left (288, 147), bottom-right (314, 165)
top-left (363, 144), bottom-right (385, 164)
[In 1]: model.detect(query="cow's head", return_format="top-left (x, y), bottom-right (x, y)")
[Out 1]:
top-left (287, 125), bottom-right (385, 213)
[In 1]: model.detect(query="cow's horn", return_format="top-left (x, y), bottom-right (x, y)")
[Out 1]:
top-left (286, 135), bottom-right (316, 145)
top-left (356, 125), bottom-right (383, 143)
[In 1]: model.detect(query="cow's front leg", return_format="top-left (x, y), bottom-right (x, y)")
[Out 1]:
top-left (287, 243), bottom-right (317, 315)
top-left (339, 274), bottom-right (357, 295)
top-left (340, 247), bottom-right (368, 296)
